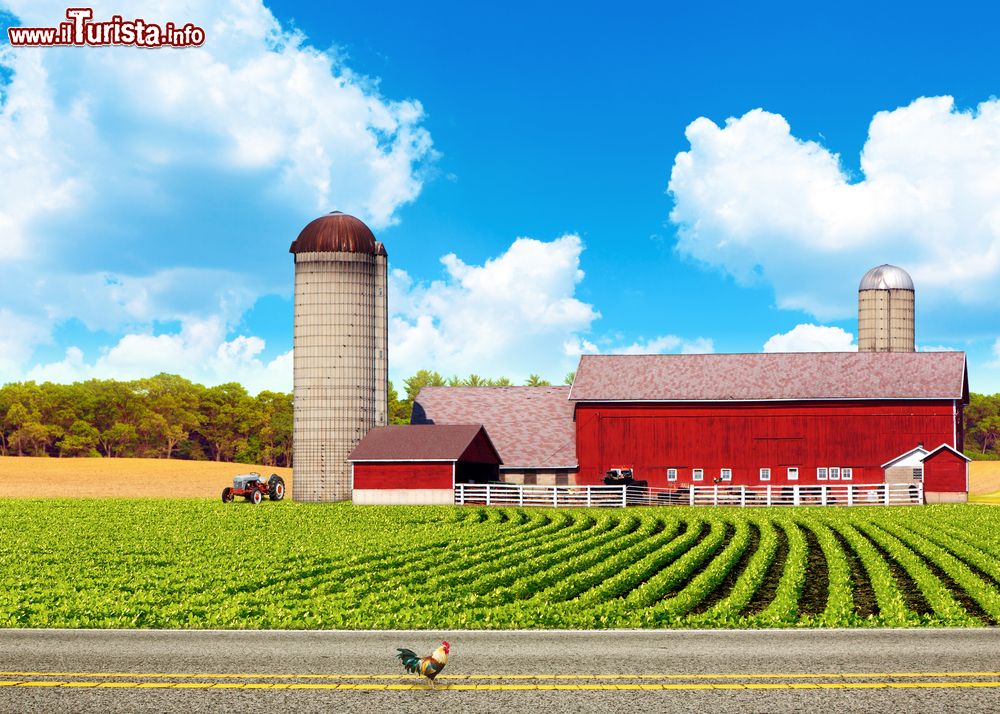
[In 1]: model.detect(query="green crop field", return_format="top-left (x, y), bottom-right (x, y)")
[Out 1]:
top-left (2, 500), bottom-right (1000, 629)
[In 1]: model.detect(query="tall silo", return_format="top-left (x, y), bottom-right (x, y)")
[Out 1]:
top-left (858, 264), bottom-right (915, 352)
top-left (289, 212), bottom-right (389, 502)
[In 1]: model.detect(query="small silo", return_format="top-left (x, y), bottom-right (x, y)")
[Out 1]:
top-left (858, 264), bottom-right (915, 353)
top-left (289, 212), bottom-right (389, 502)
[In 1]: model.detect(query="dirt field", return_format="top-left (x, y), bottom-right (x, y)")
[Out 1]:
top-left (0, 457), bottom-right (292, 499)
top-left (0, 457), bottom-right (995, 501)
top-left (969, 460), bottom-right (1000, 496)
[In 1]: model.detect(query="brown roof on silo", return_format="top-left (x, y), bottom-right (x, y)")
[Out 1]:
top-left (411, 386), bottom-right (577, 469)
top-left (289, 211), bottom-right (377, 254)
top-left (568, 352), bottom-right (968, 402)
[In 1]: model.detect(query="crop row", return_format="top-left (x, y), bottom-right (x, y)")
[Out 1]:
top-left (2, 500), bottom-right (999, 629)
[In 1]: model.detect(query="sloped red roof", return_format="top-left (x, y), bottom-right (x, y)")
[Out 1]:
top-left (348, 424), bottom-right (501, 463)
top-left (412, 386), bottom-right (577, 469)
top-left (569, 352), bottom-right (968, 402)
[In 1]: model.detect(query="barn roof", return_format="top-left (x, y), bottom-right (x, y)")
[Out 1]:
top-left (411, 386), bottom-right (577, 469)
top-left (569, 352), bottom-right (968, 402)
top-left (348, 424), bottom-right (502, 464)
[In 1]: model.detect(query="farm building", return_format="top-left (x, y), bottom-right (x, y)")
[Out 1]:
top-left (349, 424), bottom-right (502, 505)
top-left (284, 211), bottom-right (971, 507)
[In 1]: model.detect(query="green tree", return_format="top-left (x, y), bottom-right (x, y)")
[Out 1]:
top-left (525, 374), bottom-right (551, 386)
top-left (403, 370), bottom-right (447, 402)
top-left (564, 371), bottom-right (576, 386)
top-left (101, 422), bottom-right (138, 458)
top-left (58, 420), bottom-right (101, 457)
top-left (972, 415), bottom-right (1000, 455)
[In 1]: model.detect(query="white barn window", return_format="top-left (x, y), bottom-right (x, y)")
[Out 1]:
top-left (842, 467), bottom-right (852, 481)
top-left (720, 468), bottom-right (732, 482)
top-left (787, 467), bottom-right (799, 481)
top-left (829, 467), bottom-right (841, 481)
top-left (693, 468), bottom-right (704, 481)
top-left (759, 467), bottom-right (771, 481)
top-left (817, 467), bottom-right (828, 481)
top-left (667, 468), bottom-right (677, 482)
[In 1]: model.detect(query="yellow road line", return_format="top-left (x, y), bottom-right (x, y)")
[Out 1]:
top-left (0, 680), bottom-right (999, 692)
top-left (1, 670), bottom-right (998, 681)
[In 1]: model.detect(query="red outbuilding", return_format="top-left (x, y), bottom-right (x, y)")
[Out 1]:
top-left (349, 424), bottom-right (502, 505)
top-left (920, 444), bottom-right (971, 503)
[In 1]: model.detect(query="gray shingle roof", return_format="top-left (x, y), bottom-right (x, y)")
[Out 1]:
top-left (411, 386), bottom-right (577, 469)
top-left (569, 352), bottom-right (968, 402)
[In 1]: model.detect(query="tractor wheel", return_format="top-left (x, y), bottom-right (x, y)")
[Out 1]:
top-left (250, 489), bottom-right (263, 505)
top-left (221, 487), bottom-right (234, 504)
top-left (268, 475), bottom-right (285, 501)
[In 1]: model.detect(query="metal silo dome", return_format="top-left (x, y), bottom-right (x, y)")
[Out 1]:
top-left (858, 264), bottom-right (914, 291)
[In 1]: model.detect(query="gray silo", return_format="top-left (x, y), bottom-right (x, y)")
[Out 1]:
top-left (858, 264), bottom-right (915, 353)
top-left (289, 212), bottom-right (389, 502)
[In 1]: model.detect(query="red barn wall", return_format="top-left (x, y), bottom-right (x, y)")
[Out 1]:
top-left (353, 462), bottom-right (453, 490)
top-left (574, 400), bottom-right (958, 487)
top-left (922, 450), bottom-right (967, 493)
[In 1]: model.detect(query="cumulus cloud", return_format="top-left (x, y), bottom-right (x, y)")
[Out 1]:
top-left (0, 0), bottom-right (434, 389)
top-left (27, 318), bottom-right (292, 394)
top-left (668, 96), bottom-right (1000, 325)
top-left (763, 324), bottom-right (857, 353)
top-left (390, 234), bottom-right (600, 381)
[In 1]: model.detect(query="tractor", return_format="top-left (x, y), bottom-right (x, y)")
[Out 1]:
top-left (222, 472), bottom-right (285, 504)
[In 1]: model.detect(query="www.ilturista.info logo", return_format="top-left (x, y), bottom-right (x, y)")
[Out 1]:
top-left (7, 8), bottom-right (206, 48)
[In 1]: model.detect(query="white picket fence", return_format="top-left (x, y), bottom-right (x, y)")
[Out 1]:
top-left (454, 482), bottom-right (923, 508)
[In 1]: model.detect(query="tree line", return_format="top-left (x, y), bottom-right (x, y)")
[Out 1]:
top-left (966, 393), bottom-right (1000, 460)
top-left (13, 370), bottom-right (990, 463)
top-left (0, 374), bottom-right (293, 465)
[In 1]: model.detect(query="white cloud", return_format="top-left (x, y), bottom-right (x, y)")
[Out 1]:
top-left (26, 318), bottom-right (292, 394)
top-left (668, 97), bottom-right (1000, 324)
top-left (990, 338), bottom-right (1000, 368)
top-left (763, 324), bottom-right (857, 353)
top-left (390, 235), bottom-right (600, 381)
top-left (616, 335), bottom-right (715, 355)
top-left (0, 0), bottom-right (434, 387)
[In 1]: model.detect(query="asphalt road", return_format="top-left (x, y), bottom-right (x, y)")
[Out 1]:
top-left (1, 628), bottom-right (999, 713)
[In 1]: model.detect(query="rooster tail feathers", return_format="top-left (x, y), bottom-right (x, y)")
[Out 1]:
top-left (396, 648), bottom-right (421, 673)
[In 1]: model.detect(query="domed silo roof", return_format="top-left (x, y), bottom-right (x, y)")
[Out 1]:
top-left (289, 211), bottom-right (377, 254)
top-left (859, 264), bottom-right (914, 291)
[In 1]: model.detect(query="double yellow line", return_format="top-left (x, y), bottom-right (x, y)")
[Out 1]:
top-left (0, 670), bottom-right (998, 692)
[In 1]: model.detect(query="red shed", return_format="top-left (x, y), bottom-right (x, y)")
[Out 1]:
top-left (569, 352), bottom-right (969, 491)
top-left (349, 424), bottom-right (502, 505)
top-left (920, 444), bottom-right (970, 503)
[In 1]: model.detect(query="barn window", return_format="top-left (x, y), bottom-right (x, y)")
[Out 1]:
top-left (913, 467), bottom-right (923, 481)
top-left (842, 467), bottom-right (852, 481)
top-left (720, 468), bottom-right (732, 481)
top-left (787, 467), bottom-right (799, 481)
top-left (692, 468), bottom-right (704, 481)
top-left (817, 467), bottom-right (828, 481)
top-left (829, 467), bottom-right (841, 481)
top-left (759, 467), bottom-right (771, 481)
top-left (667, 468), bottom-right (678, 482)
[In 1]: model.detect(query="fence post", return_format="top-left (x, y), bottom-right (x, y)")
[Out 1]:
top-left (766, 485), bottom-right (772, 507)
top-left (918, 482), bottom-right (924, 504)
top-left (586, 486), bottom-right (592, 508)
top-left (740, 485), bottom-right (746, 507)
top-left (553, 486), bottom-right (558, 508)
top-left (846, 485), bottom-right (853, 507)
top-left (689, 486), bottom-right (695, 506)
top-left (518, 485), bottom-right (523, 507)
top-left (621, 486), bottom-right (627, 508)
top-left (884, 484), bottom-right (890, 506)
top-left (713, 485), bottom-right (718, 507)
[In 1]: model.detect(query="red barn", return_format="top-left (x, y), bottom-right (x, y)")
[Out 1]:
top-left (920, 444), bottom-right (971, 503)
top-left (349, 424), bottom-right (502, 505)
top-left (568, 352), bottom-right (968, 495)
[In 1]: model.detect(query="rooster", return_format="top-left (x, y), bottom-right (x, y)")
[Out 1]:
top-left (396, 641), bottom-right (450, 688)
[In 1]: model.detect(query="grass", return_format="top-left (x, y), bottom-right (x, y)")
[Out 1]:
top-left (0, 456), bottom-right (291, 499)
top-left (1, 500), bottom-right (999, 629)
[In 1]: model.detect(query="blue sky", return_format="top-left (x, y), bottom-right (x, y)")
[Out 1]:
top-left (3, 0), bottom-right (1000, 393)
